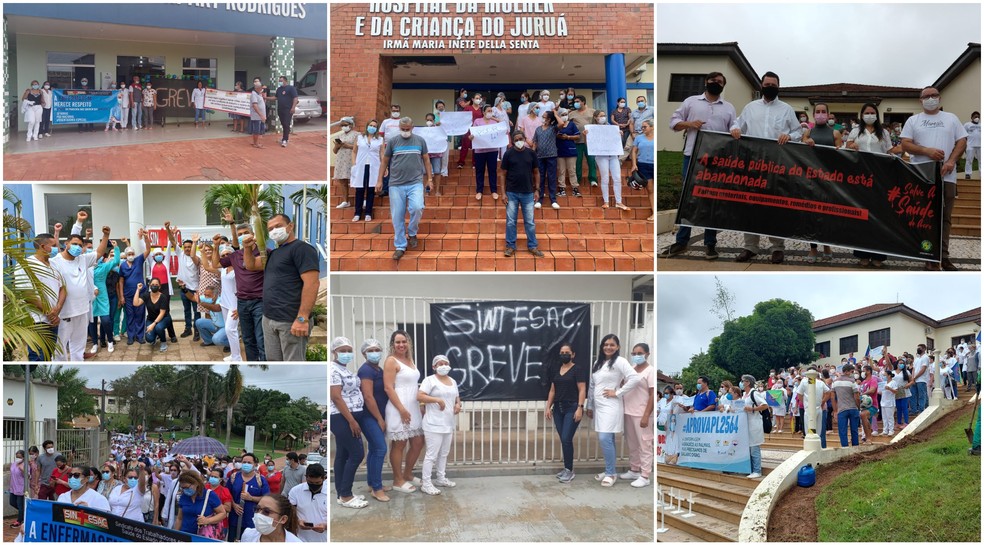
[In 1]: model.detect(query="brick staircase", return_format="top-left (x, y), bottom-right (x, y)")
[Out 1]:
top-left (953, 176), bottom-right (981, 238)
top-left (330, 149), bottom-right (655, 271)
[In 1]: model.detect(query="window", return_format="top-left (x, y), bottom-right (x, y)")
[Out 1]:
top-left (926, 338), bottom-right (935, 351)
top-left (815, 341), bottom-right (831, 358)
top-left (952, 336), bottom-right (971, 347)
top-left (315, 212), bottom-right (323, 244)
top-left (107, 399), bottom-right (116, 406)
top-left (293, 202), bottom-right (302, 237)
top-left (868, 328), bottom-right (891, 350)
top-left (47, 52), bottom-right (95, 90)
top-left (45, 193), bottom-right (91, 240)
top-left (182, 58), bottom-right (218, 82)
top-left (116, 56), bottom-right (165, 87)
top-left (306, 207), bottom-right (313, 241)
top-left (839, 335), bottom-right (858, 356)
top-left (298, 71), bottom-right (318, 89)
top-left (667, 74), bottom-right (706, 102)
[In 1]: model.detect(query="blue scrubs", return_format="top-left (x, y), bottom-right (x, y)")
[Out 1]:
top-left (120, 254), bottom-right (147, 343)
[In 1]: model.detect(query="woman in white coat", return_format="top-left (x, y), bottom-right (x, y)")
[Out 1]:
top-left (350, 119), bottom-right (385, 222)
top-left (657, 384), bottom-right (688, 464)
top-left (585, 334), bottom-right (642, 486)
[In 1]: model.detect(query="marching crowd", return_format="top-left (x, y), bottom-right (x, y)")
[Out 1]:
top-left (14, 208), bottom-right (320, 362)
top-left (7, 433), bottom-right (326, 542)
top-left (658, 340), bottom-right (981, 478)
top-left (331, 88), bottom-right (656, 260)
top-left (330, 332), bottom-right (655, 508)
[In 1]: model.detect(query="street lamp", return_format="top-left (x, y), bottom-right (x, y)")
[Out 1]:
top-left (137, 390), bottom-right (146, 434)
top-left (272, 423), bottom-right (277, 453)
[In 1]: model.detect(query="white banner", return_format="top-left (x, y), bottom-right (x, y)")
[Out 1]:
top-left (412, 126), bottom-right (449, 154)
top-left (204, 88), bottom-right (251, 116)
top-left (675, 411), bottom-right (751, 473)
top-left (244, 425), bottom-right (255, 453)
top-left (585, 124), bottom-right (623, 156)
top-left (471, 121), bottom-right (509, 149)
top-left (438, 111), bottom-right (474, 136)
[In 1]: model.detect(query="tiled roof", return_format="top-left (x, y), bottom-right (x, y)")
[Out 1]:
top-left (814, 304), bottom-right (980, 330)
top-left (813, 303), bottom-right (903, 329)
top-left (938, 307), bottom-right (982, 325)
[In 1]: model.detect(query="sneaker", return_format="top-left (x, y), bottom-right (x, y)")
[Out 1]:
top-left (169, 336), bottom-right (178, 344)
top-left (965, 174), bottom-right (972, 180)
top-left (747, 472), bottom-right (762, 479)
top-left (660, 242), bottom-right (688, 257)
top-left (408, 236), bottom-right (419, 249)
top-left (281, 140), bottom-right (287, 148)
top-left (420, 483), bottom-right (441, 496)
top-left (872, 431), bottom-right (879, 436)
top-left (393, 249), bottom-right (405, 260)
top-left (336, 201), bottom-right (351, 209)
top-left (559, 470), bottom-right (576, 483)
top-left (504, 247), bottom-right (515, 257)
top-left (100, 340), bottom-right (107, 348)
top-left (180, 329), bottom-right (192, 338)
top-left (114, 335), bottom-right (121, 342)
top-left (365, 215), bottom-right (372, 222)
top-left (534, 201), bottom-right (542, 209)
top-left (630, 476), bottom-right (650, 488)
top-left (551, 202), bottom-right (560, 210)
top-left (590, 181), bottom-right (598, 187)
top-left (107, 342), bottom-right (115, 354)
top-left (352, 216), bottom-right (361, 222)
top-left (555, 469), bottom-right (568, 479)
top-left (572, 188), bottom-right (582, 197)
top-left (557, 189), bottom-right (567, 197)
top-left (160, 343), bottom-right (168, 353)
top-left (529, 248), bottom-right (544, 258)
top-left (735, 249), bottom-right (757, 263)
top-left (433, 478), bottom-right (456, 487)
top-left (705, 245), bottom-right (719, 260)
top-left (89, 345), bottom-right (98, 355)
top-left (619, 470), bottom-right (642, 481)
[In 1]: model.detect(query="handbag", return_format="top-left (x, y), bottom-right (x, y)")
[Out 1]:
top-left (196, 489), bottom-right (223, 540)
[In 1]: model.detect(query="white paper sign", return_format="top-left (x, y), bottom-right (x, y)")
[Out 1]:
top-left (412, 126), bottom-right (449, 154)
top-left (585, 124), bottom-right (623, 156)
top-left (471, 121), bottom-right (509, 149)
top-left (437, 111), bottom-right (473, 136)
top-left (204, 88), bottom-right (251, 116)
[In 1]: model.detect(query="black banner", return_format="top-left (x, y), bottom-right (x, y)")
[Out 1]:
top-left (428, 301), bottom-right (591, 400)
top-left (676, 130), bottom-right (943, 261)
top-left (150, 77), bottom-right (197, 118)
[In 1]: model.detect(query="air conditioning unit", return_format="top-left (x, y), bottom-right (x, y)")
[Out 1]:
top-left (924, 327), bottom-right (933, 335)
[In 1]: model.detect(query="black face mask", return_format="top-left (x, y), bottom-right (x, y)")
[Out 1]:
top-left (150, 285), bottom-right (161, 293)
top-left (706, 82), bottom-right (724, 96)
top-left (761, 86), bottom-right (779, 100)
top-left (559, 354), bottom-right (572, 364)
top-left (307, 481), bottom-right (323, 493)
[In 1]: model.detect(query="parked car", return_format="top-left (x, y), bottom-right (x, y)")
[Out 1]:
top-left (154, 426), bottom-right (167, 432)
top-left (293, 96), bottom-right (322, 123)
top-left (297, 61), bottom-right (326, 115)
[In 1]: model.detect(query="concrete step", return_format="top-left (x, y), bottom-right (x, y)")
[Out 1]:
top-left (657, 462), bottom-right (772, 489)
top-left (656, 525), bottom-right (708, 542)
top-left (333, 232), bottom-right (651, 253)
top-left (661, 506), bottom-right (738, 542)
top-left (331, 249), bottom-right (654, 272)
top-left (952, 226), bottom-right (981, 237)
top-left (656, 472), bottom-right (755, 506)
top-left (332, 217), bottom-right (654, 236)
top-left (332, 200), bottom-right (655, 221)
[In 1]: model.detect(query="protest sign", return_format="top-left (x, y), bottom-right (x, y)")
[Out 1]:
top-left (657, 426), bottom-right (666, 464)
top-left (585, 124), bottom-right (623, 156)
top-left (429, 301), bottom-right (591, 400)
top-left (676, 411), bottom-right (751, 473)
top-left (52, 90), bottom-right (116, 124)
top-left (470, 121), bottom-right (509, 149)
top-left (676, 131), bottom-right (943, 261)
top-left (203, 88), bottom-right (251, 116)
top-left (437, 111), bottom-right (473, 136)
top-left (150, 77), bottom-right (198, 118)
top-left (24, 500), bottom-right (219, 542)
top-left (412, 126), bottom-right (449, 154)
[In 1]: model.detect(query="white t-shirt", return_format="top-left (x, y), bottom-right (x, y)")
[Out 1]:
top-left (913, 354), bottom-right (931, 384)
top-left (379, 117), bottom-right (402, 141)
top-left (191, 87), bottom-right (207, 109)
top-left (240, 528), bottom-right (303, 542)
top-left (175, 252), bottom-right (200, 290)
top-left (50, 252), bottom-right (100, 319)
top-left (536, 99), bottom-right (556, 120)
top-left (900, 111), bottom-right (968, 183)
top-left (15, 255), bottom-right (65, 323)
top-left (419, 375), bottom-right (459, 434)
top-left (794, 378), bottom-right (829, 419)
top-left (57, 488), bottom-right (111, 512)
top-left (108, 484), bottom-right (143, 521)
top-left (287, 482), bottom-right (327, 542)
top-left (964, 120), bottom-right (981, 148)
top-left (847, 127), bottom-right (893, 154)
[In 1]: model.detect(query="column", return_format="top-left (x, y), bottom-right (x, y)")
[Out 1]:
top-left (803, 369), bottom-right (822, 452)
top-left (931, 349), bottom-right (944, 407)
top-left (269, 36), bottom-right (295, 135)
top-left (604, 53), bottom-right (627, 117)
top-left (4, 16), bottom-right (9, 144)
top-left (126, 184), bottom-right (144, 252)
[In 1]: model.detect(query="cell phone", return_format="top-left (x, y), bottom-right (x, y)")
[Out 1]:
top-left (334, 138), bottom-right (341, 144)
top-left (303, 523), bottom-right (314, 528)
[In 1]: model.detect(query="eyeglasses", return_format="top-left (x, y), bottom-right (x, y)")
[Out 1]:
top-left (920, 93), bottom-right (941, 99)
top-left (255, 507), bottom-right (281, 517)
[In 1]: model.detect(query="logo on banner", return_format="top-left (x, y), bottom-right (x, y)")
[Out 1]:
top-left (61, 507), bottom-right (109, 530)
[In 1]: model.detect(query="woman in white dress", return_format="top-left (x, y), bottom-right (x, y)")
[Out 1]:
top-left (585, 334), bottom-right (642, 487)
top-left (350, 119), bottom-right (384, 222)
top-left (383, 330), bottom-right (425, 493)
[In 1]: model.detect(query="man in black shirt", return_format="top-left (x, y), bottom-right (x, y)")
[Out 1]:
top-left (243, 213), bottom-right (320, 361)
top-left (499, 132), bottom-right (544, 258)
top-left (275, 75), bottom-right (299, 148)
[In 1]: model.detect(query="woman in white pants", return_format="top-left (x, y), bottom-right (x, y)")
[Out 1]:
top-left (584, 111), bottom-right (630, 210)
top-left (214, 242), bottom-right (242, 361)
top-left (22, 81), bottom-right (45, 142)
top-left (417, 354), bottom-right (461, 496)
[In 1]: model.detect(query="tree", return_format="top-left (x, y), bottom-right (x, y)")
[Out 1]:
top-left (708, 299), bottom-right (818, 381)
top-left (710, 276), bottom-right (737, 327)
top-left (224, 365), bottom-right (269, 449)
top-left (679, 351), bottom-right (736, 393)
top-left (202, 184), bottom-right (283, 252)
top-left (6, 365), bottom-right (96, 424)
top-left (3, 209), bottom-right (60, 360)
top-left (289, 184), bottom-right (326, 209)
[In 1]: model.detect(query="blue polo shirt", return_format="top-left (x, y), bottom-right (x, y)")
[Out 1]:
top-left (693, 390), bottom-right (717, 411)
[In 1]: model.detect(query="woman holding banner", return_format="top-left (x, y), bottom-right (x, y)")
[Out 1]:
top-left (545, 343), bottom-right (587, 483)
top-left (802, 103), bottom-right (841, 263)
top-left (384, 330), bottom-right (425, 494)
top-left (846, 103), bottom-right (892, 267)
top-left (108, 467), bottom-right (144, 522)
top-left (585, 334), bottom-right (642, 487)
top-left (57, 464), bottom-right (111, 512)
top-left (586, 110), bottom-right (629, 210)
top-left (657, 385), bottom-right (686, 464)
top-left (469, 104), bottom-right (501, 201)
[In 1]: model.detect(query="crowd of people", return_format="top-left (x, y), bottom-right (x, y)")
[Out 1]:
top-left (6, 434), bottom-right (326, 542)
top-left (662, 70), bottom-right (974, 270)
top-left (659, 340), bottom-right (981, 479)
top-left (331, 88), bottom-right (655, 260)
top-left (14, 208), bottom-right (321, 362)
top-left (330, 332), bottom-right (654, 508)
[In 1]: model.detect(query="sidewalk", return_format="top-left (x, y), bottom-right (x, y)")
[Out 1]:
top-left (3, 123), bottom-right (327, 181)
top-left (329, 473), bottom-right (654, 542)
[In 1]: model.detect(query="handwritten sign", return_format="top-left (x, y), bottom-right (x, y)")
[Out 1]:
top-left (412, 126), bottom-right (449, 154)
top-left (438, 111), bottom-right (474, 136)
top-left (585, 124), bottom-right (623, 156)
top-left (470, 121), bottom-right (509, 149)
top-left (428, 301), bottom-right (591, 400)
top-left (676, 130), bottom-right (943, 262)
top-left (204, 88), bottom-right (251, 116)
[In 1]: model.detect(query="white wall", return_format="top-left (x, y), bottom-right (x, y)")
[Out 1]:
top-left (333, 274), bottom-right (635, 300)
top-left (3, 379), bottom-right (59, 421)
top-left (812, 312), bottom-right (975, 365)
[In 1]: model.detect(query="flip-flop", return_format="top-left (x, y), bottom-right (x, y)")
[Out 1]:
top-left (391, 482), bottom-right (417, 493)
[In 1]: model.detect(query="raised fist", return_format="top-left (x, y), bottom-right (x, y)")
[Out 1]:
top-left (212, 233), bottom-right (223, 243)
top-left (85, 228), bottom-right (92, 237)
top-left (136, 283), bottom-right (144, 290)
top-left (102, 226), bottom-right (111, 235)
top-left (77, 210), bottom-right (88, 222)
top-left (53, 222), bottom-right (63, 231)
top-left (241, 234), bottom-right (255, 248)
top-left (164, 221), bottom-right (172, 231)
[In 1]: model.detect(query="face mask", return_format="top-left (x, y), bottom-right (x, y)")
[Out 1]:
top-left (400, 130), bottom-right (412, 138)
top-left (366, 351), bottom-right (382, 364)
top-left (485, 111), bottom-right (494, 119)
top-left (234, 462), bottom-right (242, 470)
top-left (631, 355), bottom-right (646, 365)
top-left (827, 119), bottom-right (835, 127)
top-left (170, 469), bottom-right (179, 478)
top-left (253, 513), bottom-right (278, 535)
top-left (219, 245), bottom-right (231, 255)
top-left (126, 255), bottom-right (135, 262)
top-left (254, 82), bottom-right (262, 88)
top-left (342, 126), bottom-right (351, 133)
top-left (68, 244), bottom-right (83, 257)
top-left (567, 94), bottom-right (574, 100)
top-left (241, 463), bottom-right (254, 473)
top-left (81, 80), bottom-right (89, 87)
top-left (120, 84), bottom-right (125, 89)
top-left (514, 141), bottom-right (526, 150)
top-left (436, 365), bottom-right (451, 376)
top-left (675, 389), bottom-right (684, 396)
top-left (596, 117), bottom-right (607, 125)
top-left (520, 97), bottom-right (528, 103)
top-left (695, 383), bottom-right (702, 392)
top-left (974, 118), bottom-right (980, 124)
top-left (336, 352), bottom-right (354, 364)
top-left (154, 255), bottom-right (164, 263)
top-left (618, 101), bottom-right (626, 107)
top-left (266, 465), bottom-right (275, 472)
top-left (637, 101), bottom-right (647, 109)
top-left (208, 476), bottom-right (220, 487)
top-left (863, 114), bottom-right (878, 125)
top-left (127, 477), bottom-right (138, 488)
top-left (761, 87), bottom-right (779, 100)
top-left (854, 374), bottom-right (861, 380)
top-left (367, 126), bottom-right (378, 134)
top-left (560, 115), bottom-right (569, 122)
top-left (86, 475), bottom-right (94, 483)
top-left (425, 121), bottom-right (434, 127)
top-left (146, 86), bottom-right (151, 90)
top-left (663, 393), bottom-right (670, 399)
top-left (182, 487), bottom-right (195, 496)
top-left (236, 234), bottom-right (247, 247)
top-left (31, 454), bottom-right (37, 460)
top-left (573, 102), bottom-right (582, 109)
top-left (69, 477), bottom-right (83, 490)
top-left (814, 113), bottom-right (828, 125)
top-left (280, 80), bottom-right (287, 87)
top-left (541, 96), bottom-right (549, 101)
top-left (462, 93), bottom-right (468, 99)
top-left (861, 372), bottom-right (867, 379)
top-left (32, 84), bottom-right (39, 90)
top-left (799, 117), bottom-right (807, 123)
top-left (922, 97), bottom-right (940, 111)
top-left (308, 481), bottom-right (322, 493)
top-left (269, 226), bottom-right (289, 243)
top-left (102, 472), bottom-right (111, 480)
top-left (44, 84), bottom-right (50, 90)
top-left (150, 285), bottom-right (161, 293)
top-left (706, 82), bottom-right (724, 95)
top-left (49, 248), bottom-right (58, 258)
top-left (390, 111), bottom-right (401, 119)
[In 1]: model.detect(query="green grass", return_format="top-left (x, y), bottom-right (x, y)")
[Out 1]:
top-left (657, 151), bottom-right (685, 211)
top-left (815, 412), bottom-right (981, 542)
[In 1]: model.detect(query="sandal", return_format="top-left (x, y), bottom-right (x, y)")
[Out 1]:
top-left (615, 203), bottom-right (631, 211)
top-left (338, 496), bottom-right (368, 509)
top-left (391, 482), bottom-right (417, 493)
top-left (370, 490), bottom-right (391, 502)
top-left (601, 475), bottom-right (616, 487)
top-left (335, 495), bottom-right (365, 504)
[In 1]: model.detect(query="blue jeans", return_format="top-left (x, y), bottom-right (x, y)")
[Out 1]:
top-left (913, 382), bottom-right (929, 413)
top-left (179, 288), bottom-right (201, 332)
top-left (474, 151), bottom-right (498, 193)
top-left (194, 108), bottom-right (205, 123)
top-left (330, 413), bottom-right (365, 498)
top-left (237, 298), bottom-right (266, 361)
top-left (896, 397), bottom-right (910, 424)
top-left (597, 432), bottom-right (617, 476)
top-left (388, 182), bottom-right (425, 251)
top-left (749, 445), bottom-right (762, 474)
top-left (145, 315), bottom-right (172, 344)
top-left (88, 314), bottom-right (112, 345)
top-left (505, 192), bottom-right (537, 249)
top-left (838, 409), bottom-right (860, 446)
top-left (674, 154), bottom-right (719, 246)
top-left (552, 401), bottom-right (581, 471)
top-left (357, 411), bottom-right (387, 492)
top-left (195, 318), bottom-right (229, 347)
top-left (819, 410), bottom-right (827, 449)
top-left (537, 157), bottom-right (558, 202)
top-left (27, 324), bottom-right (59, 361)
top-left (132, 106), bottom-right (142, 129)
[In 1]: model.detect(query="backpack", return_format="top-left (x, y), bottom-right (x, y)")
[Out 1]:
top-left (755, 391), bottom-right (772, 433)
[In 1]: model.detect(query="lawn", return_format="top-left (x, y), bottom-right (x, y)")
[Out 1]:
top-left (657, 150), bottom-right (685, 211)
top-left (815, 411), bottom-right (981, 542)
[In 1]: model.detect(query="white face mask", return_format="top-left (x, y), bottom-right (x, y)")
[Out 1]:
top-left (560, 115), bottom-right (569, 122)
top-left (862, 114), bottom-right (877, 125)
top-left (400, 130), bottom-right (412, 138)
top-left (252, 513), bottom-right (278, 535)
top-left (342, 126), bottom-right (351, 133)
top-left (435, 365), bottom-right (451, 376)
top-left (425, 121), bottom-right (434, 127)
top-left (514, 141), bottom-right (526, 150)
top-left (269, 226), bottom-right (289, 244)
top-left (391, 111), bottom-right (400, 119)
top-left (922, 97), bottom-right (940, 111)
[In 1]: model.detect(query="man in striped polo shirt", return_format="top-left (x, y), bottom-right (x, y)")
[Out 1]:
top-left (377, 116), bottom-right (434, 260)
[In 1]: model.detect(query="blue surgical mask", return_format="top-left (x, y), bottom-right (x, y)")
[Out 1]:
top-left (631, 355), bottom-right (646, 365)
top-left (88, 475), bottom-right (95, 483)
top-left (68, 244), bottom-right (83, 257)
top-left (208, 476), bottom-right (220, 487)
top-left (219, 244), bottom-right (231, 254)
top-left (68, 477), bottom-right (83, 490)
top-left (520, 97), bottom-right (527, 103)
top-left (366, 126), bottom-right (377, 135)
top-left (637, 101), bottom-right (647, 109)
top-left (567, 94), bottom-right (574, 100)
top-left (573, 102), bottom-right (581, 109)
top-left (238, 235), bottom-right (246, 247)
top-left (200, 296), bottom-right (213, 304)
top-left (49, 248), bottom-right (58, 258)
top-left (662, 393), bottom-right (670, 399)
top-left (102, 472), bottom-right (110, 480)
top-left (127, 477), bottom-right (138, 488)
top-left (240, 463), bottom-right (254, 474)
top-left (695, 383), bottom-right (702, 391)
top-left (366, 352), bottom-right (382, 364)
top-left (336, 352), bottom-right (354, 365)
top-left (182, 487), bottom-right (195, 496)
top-left (154, 255), bottom-right (164, 263)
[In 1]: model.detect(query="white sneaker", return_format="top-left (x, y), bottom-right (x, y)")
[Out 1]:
top-left (113, 335), bottom-right (121, 342)
top-left (433, 478), bottom-right (456, 487)
top-left (747, 472), bottom-right (762, 479)
top-left (107, 342), bottom-right (115, 354)
top-left (630, 476), bottom-right (650, 488)
top-left (89, 345), bottom-right (98, 354)
top-left (336, 201), bottom-right (351, 209)
top-left (223, 355), bottom-right (233, 362)
top-left (281, 140), bottom-right (287, 148)
top-left (619, 470), bottom-right (641, 480)
top-left (420, 483), bottom-right (441, 496)
top-left (352, 216), bottom-right (361, 222)
top-left (534, 201), bottom-right (542, 209)
top-left (365, 215), bottom-right (372, 221)
top-left (551, 202), bottom-right (560, 210)
top-left (872, 431), bottom-right (879, 436)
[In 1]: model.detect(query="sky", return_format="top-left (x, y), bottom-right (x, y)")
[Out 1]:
top-left (657, 3), bottom-right (981, 87)
top-left (67, 364), bottom-right (327, 405)
top-left (657, 274), bottom-right (982, 374)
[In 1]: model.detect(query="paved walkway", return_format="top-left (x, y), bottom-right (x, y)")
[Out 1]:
top-left (4, 124), bottom-right (327, 181)
top-left (329, 473), bottom-right (653, 542)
